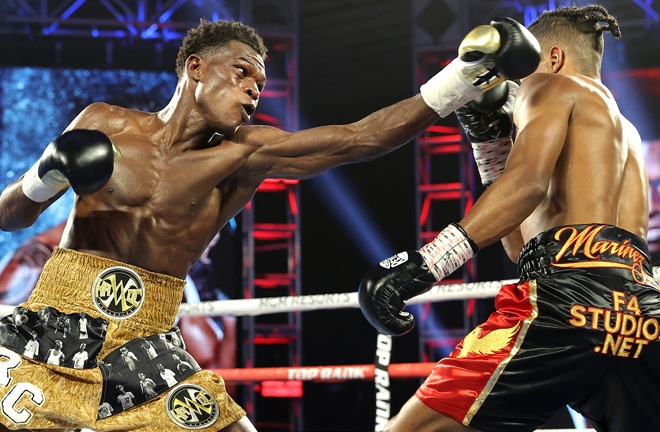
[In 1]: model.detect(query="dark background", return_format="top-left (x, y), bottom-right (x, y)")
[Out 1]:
top-left (1, 1), bottom-right (660, 430)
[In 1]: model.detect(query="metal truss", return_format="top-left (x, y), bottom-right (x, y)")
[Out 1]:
top-left (485, 0), bottom-right (660, 29)
top-left (412, 0), bottom-right (660, 49)
top-left (2, 0), bottom-right (241, 40)
top-left (1, 0), bottom-right (297, 40)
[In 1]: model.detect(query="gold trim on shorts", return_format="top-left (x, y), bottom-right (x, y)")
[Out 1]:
top-left (463, 279), bottom-right (539, 425)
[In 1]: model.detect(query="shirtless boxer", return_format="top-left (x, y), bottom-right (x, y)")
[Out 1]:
top-left (360, 5), bottom-right (658, 431)
top-left (0, 17), bottom-right (539, 432)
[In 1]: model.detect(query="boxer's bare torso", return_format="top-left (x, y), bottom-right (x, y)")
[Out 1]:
top-left (517, 73), bottom-right (648, 243)
top-left (461, 71), bottom-right (649, 261)
top-left (2, 40), bottom-right (439, 278)
top-left (60, 102), bottom-right (265, 279)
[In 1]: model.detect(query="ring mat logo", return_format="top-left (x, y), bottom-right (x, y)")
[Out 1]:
top-left (92, 266), bottom-right (145, 319)
top-left (166, 384), bottom-right (219, 429)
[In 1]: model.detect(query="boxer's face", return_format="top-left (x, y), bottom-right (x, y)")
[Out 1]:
top-left (189, 40), bottom-right (266, 136)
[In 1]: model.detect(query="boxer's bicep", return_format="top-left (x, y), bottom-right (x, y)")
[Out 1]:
top-left (509, 78), bottom-right (572, 189)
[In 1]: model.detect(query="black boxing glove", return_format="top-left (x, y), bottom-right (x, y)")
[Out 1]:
top-left (359, 224), bottom-right (479, 336)
top-left (420, 16), bottom-right (539, 118)
top-left (358, 250), bottom-right (436, 336)
top-left (456, 80), bottom-right (518, 186)
top-left (22, 129), bottom-right (120, 202)
top-left (488, 17), bottom-right (542, 80)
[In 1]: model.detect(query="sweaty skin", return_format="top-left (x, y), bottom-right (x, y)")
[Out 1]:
top-left (460, 63), bottom-right (648, 261)
top-left (0, 40), bottom-right (439, 279)
top-left (513, 73), bottom-right (647, 254)
top-left (382, 33), bottom-right (650, 432)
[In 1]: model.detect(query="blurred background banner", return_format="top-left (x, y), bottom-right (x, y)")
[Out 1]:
top-left (1, 1), bottom-right (659, 430)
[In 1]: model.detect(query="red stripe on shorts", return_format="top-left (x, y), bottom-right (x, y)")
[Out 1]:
top-left (415, 280), bottom-right (538, 426)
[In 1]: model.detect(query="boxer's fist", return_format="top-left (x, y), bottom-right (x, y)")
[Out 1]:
top-left (421, 17), bottom-right (539, 117)
top-left (358, 250), bottom-right (436, 336)
top-left (360, 224), bottom-right (478, 335)
top-left (458, 17), bottom-right (541, 91)
top-left (457, 80), bottom-right (517, 142)
top-left (22, 129), bottom-right (120, 202)
top-left (456, 80), bottom-right (518, 185)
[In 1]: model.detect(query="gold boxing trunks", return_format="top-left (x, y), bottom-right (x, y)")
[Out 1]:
top-left (0, 247), bottom-right (245, 431)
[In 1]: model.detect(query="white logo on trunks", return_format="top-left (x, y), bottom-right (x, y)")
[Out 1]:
top-left (166, 384), bottom-right (219, 429)
top-left (91, 266), bottom-right (145, 319)
top-left (0, 348), bottom-right (45, 425)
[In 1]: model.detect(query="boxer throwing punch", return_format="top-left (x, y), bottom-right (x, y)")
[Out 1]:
top-left (360, 5), bottom-right (659, 432)
top-left (0, 17), bottom-right (538, 432)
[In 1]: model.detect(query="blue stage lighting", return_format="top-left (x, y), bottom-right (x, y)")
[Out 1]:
top-left (310, 172), bottom-right (394, 263)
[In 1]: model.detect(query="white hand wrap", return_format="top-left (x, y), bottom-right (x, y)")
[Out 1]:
top-left (419, 224), bottom-right (477, 281)
top-left (471, 137), bottom-right (512, 185)
top-left (21, 162), bottom-right (69, 203)
top-left (420, 59), bottom-right (484, 118)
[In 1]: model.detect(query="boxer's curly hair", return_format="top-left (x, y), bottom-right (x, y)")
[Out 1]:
top-left (175, 19), bottom-right (268, 78)
top-left (528, 4), bottom-right (621, 75)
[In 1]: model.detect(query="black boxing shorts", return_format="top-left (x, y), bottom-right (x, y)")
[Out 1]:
top-left (416, 224), bottom-right (660, 432)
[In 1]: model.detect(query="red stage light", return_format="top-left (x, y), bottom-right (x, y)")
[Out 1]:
top-left (260, 380), bottom-right (303, 398)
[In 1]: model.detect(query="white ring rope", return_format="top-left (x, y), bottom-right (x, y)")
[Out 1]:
top-left (179, 267), bottom-right (660, 316)
top-left (176, 278), bottom-right (516, 317)
top-left (177, 265), bottom-right (660, 317)
top-left (0, 267), bottom-right (658, 318)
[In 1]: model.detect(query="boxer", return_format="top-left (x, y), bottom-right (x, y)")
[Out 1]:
top-left (360, 5), bottom-right (658, 431)
top-left (0, 16), bottom-right (539, 431)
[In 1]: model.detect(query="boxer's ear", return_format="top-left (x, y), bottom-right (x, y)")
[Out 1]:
top-left (186, 55), bottom-right (203, 82)
top-left (549, 46), bottom-right (565, 73)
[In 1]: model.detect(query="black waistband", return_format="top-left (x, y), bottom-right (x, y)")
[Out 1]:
top-left (518, 224), bottom-right (657, 287)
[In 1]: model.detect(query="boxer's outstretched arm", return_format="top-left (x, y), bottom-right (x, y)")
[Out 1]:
top-left (238, 17), bottom-right (540, 180)
top-left (238, 94), bottom-right (438, 180)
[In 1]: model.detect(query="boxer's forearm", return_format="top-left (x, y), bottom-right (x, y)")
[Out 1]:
top-left (347, 95), bottom-right (439, 155)
top-left (0, 180), bottom-right (61, 231)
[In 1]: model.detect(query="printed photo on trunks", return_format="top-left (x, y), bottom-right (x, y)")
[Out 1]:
top-left (97, 328), bottom-right (200, 420)
top-left (166, 384), bottom-right (219, 429)
top-left (0, 306), bottom-right (107, 369)
top-left (91, 266), bottom-right (145, 319)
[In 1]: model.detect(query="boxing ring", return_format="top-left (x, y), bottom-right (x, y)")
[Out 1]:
top-left (3, 267), bottom-right (659, 431)
top-left (182, 266), bottom-right (659, 431)
top-left (179, 269), bottom-right (629, 431)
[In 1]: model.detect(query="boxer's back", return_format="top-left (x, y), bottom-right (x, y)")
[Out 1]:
top-left (520, 73), bottom-right (649, 242)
